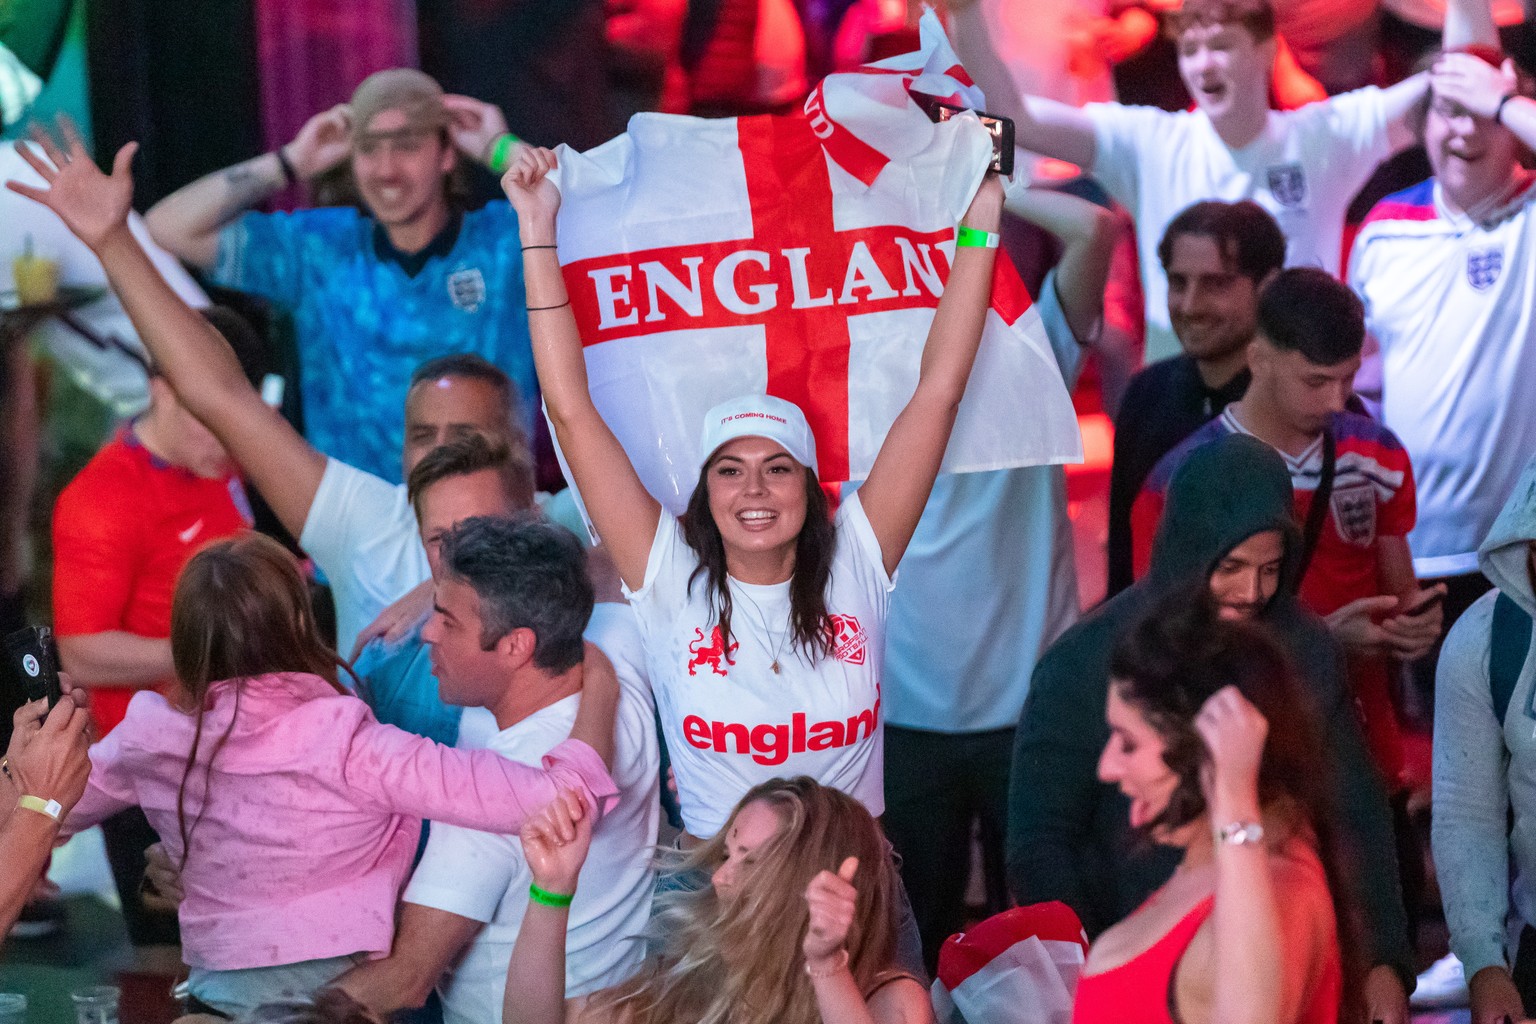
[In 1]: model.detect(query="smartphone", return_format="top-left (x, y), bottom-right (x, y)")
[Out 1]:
top-left (914, 96), bottom-right (1016, 177)
top-left (5, 625), bottom-right (64, 709)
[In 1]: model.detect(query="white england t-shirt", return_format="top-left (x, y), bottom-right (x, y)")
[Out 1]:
top-left (1349, 177), bottom-right (1536, 577)
top-left (403, 605), bottom-right (660, 1023)
top-left (1087, 88), bottom-right (1397, 362)
top-left (624, 492), bottom-right (892, 838)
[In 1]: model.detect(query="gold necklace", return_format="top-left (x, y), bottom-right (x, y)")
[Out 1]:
top-left (732, 584), bottom-right (790, 674)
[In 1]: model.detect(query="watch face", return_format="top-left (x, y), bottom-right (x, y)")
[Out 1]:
top-left (1218, 822), bottom-right (1264, 845)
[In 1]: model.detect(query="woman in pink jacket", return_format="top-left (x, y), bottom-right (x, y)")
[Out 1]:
top-left (62, 534), bottom-right (619, 1018)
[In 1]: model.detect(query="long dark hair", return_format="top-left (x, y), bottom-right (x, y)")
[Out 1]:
top-left (681, 461), bottom-right (836, 660)
top-left (1108, 592), bottom-right (1363, 1019)
top-left (168, 533), bottom-right (349, 870)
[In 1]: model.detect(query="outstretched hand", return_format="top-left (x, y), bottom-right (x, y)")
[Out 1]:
top-left (501, 145), bottom-right (562, 241)
top-left (7, 117), bottom-right (137, 252)
top-left (520, 789), bottom-right (593, 898)
top-left (803, 856), bottom-right (860, 964)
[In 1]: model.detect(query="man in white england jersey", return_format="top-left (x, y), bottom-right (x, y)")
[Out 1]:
top-left (1005, 0), bottom-right (1490, 362)
top-left (1348, 27), bottom-right (1536, 670)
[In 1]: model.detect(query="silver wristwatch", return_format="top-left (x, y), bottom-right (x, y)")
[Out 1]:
top-left (1214, 821), bottom-right (1265, 846)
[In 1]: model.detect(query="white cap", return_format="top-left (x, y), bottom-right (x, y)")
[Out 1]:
top-left (698, 395), bottom-right (818, 474)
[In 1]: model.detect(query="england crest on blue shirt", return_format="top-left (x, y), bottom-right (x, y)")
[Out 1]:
top-left (1467, 247), bottom-right (1503, 291)
top-left (1266, 163), bottom-right (1307, 208)
top-left (447, 267), bottom-right (486, 312)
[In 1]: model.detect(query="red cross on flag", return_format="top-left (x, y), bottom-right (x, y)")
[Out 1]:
top-left (548, 11), bottom-right (1082, 515)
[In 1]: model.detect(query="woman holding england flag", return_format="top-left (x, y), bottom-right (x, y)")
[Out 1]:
top-left (502, 137), bottom-right (1002, 945)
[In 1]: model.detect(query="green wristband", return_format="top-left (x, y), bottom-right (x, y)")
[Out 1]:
top-left (488, 133), bottom-right (521, 175)
top-left (528, 883), bottom-right (574, 908)
top-left (956, 225), bottom-right (1001, 249)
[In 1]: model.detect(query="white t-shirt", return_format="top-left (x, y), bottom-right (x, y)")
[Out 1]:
top-left (624, 492), bottom-right (893, 838)
top-left (872, 272), bottom-right (1083, 732)
top-left (300, 459), bottom-right (427, 658)
top-left (1087, 89), bottom-right (1397, 362)
top-left (300, 457), bottom-right (592, 656)
top-left (404, 605), bottom-right (660, 1022)
top-left (1349, 177), bottom-right (1536, 577)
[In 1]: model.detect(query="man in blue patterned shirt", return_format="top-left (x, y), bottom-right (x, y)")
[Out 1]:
top-left (145, 68), bottom-right (535, 483)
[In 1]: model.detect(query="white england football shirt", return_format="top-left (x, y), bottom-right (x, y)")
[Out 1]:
top-left (624, 492), bottom-right (892, 838)
top-left (1087, 88), bottom-right (1397, 362)
top-left (1349, 176), bottom-right (1536, 577)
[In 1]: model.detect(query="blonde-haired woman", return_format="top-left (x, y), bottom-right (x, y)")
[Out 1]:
top-left (505, 777), bottom-right (932, 1024)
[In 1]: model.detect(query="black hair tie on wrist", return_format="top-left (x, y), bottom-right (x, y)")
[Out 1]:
top-left (275, 148), bottom-right (298, 187)
top-left (1496, 92), bottom-right (1517, 125)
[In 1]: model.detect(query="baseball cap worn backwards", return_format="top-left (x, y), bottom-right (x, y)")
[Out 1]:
top-left (350, 68), bottom-right (448, 139)
top-left (699, 395), bottom-right (819, 475)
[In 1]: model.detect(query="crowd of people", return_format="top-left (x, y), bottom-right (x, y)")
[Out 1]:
top-left (2, 0), bottom-right (1536, 1021)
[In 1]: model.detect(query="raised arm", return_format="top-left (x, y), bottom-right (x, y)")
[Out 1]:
top-left (506, 791), bottom-right (596, 1024)
top-left (1444, 0), bottom-right (1500, 52)
top-left (1003, 182), bottom-right (1118, 344)
top-left (7, 124), bottom-right (327, 540)
top-left (500, 147), bottom-right (661, 590)
top-left (1434, 51), bottom-right (1536, 151)
top-left (857, 175), bottom-right (1004, 576)
top-left (143, 105), bottom-right (352, 269)
top-left (1380, 73), bottom-right (1434, 152)
top-left (946, 0), bottom-right (1100, 169)
top-left (1198, 687), bottom-right (1303, 1024)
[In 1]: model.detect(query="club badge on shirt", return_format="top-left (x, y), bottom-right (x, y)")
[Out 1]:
top-left (1266, 163), bottom-right (1308, 208)
top-left (686, 626), bottom-right (739, 676)
top-left (447, 266), bottom-right (487, 312)
top-left (827, 614), bottom-right (869, 665)
top-left (1330, 482), bottom-right (1378, 547)
top-left (1467, 247), bottom-right (1503, 291)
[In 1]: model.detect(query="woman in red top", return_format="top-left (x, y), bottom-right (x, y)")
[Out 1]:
top-left (1072, 597), bottom-right (1355, 1024)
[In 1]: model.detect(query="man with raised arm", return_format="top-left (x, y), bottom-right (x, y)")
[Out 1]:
top-left (143, 69), bottom-right (535, 483)
top-left (7, 124), bottom-right (532, 658)
top-left (1349, 32), bottom-right (1536, 680)
top-left (958, 0), bottom-right (1490, 362)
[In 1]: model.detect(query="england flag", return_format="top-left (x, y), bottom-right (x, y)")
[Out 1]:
top-left (549, 10), bottom-right (1083, 514)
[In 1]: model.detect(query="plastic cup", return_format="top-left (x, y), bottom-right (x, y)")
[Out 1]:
top-left (0, 993), bottom-right (26, 1024)
top-left (69, 986), bottom-right (118, 1024)
top-left (11, 253), bottom-right (60, 305)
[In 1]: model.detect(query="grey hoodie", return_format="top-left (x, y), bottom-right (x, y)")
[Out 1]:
top-left (1433, 455), bottom-right (1536, 977)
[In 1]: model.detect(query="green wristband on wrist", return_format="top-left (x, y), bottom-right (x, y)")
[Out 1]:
top-left (529, 883), bottom-right (574, 908)
top-left (956, 225), bottom-right (1001, 249)
top-left (487, 133), bottom-right (522, 174)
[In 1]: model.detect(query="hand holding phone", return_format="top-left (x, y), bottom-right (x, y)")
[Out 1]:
top-left (6, 626), bottom-right (65, 710)
top-left (914, 95), bottom-right (1016, 176)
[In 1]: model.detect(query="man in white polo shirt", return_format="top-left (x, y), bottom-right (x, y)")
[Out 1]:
top-left (1349, 35), bottom-right (1536, 684)
top-left (336, 515), bottom-right (659, 1023)
top-left (1004, 0), bottom-right (1488, 362)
